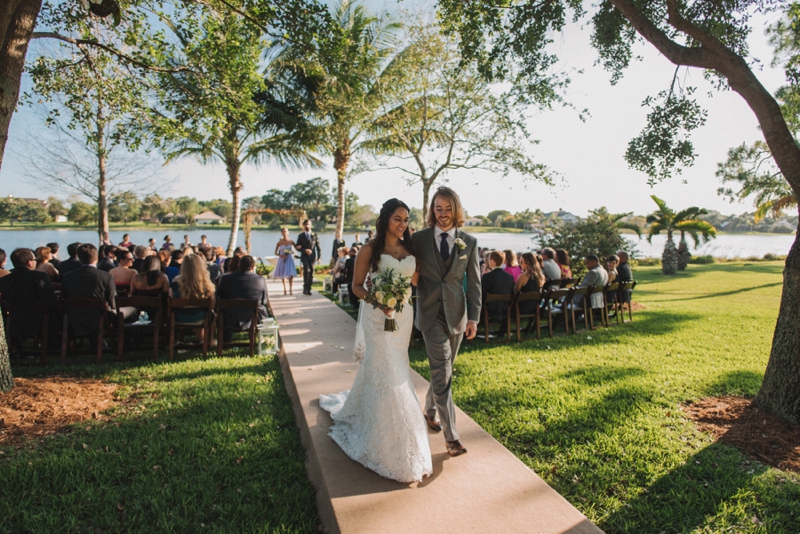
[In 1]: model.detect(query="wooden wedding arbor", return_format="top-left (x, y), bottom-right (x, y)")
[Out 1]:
top-left (241, 208), bottom-right (307, 255)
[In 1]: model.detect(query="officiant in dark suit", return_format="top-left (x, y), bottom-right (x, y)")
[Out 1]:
top-left (295, 219), bottom-right (321, 296)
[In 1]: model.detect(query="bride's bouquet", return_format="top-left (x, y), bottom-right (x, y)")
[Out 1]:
top-left (366, 268), bottom-right (412, 332)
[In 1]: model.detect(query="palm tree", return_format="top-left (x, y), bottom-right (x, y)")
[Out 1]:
top-left (151, 13), bottom-right (322, 254)
top-left (646, 195), bottom-right (717, 274)
top-left (272, 0), bottom-right (401, 235)
top-left (590, 207), bottom-right (642, 237)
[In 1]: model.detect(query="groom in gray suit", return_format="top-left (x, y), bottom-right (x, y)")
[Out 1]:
top-left (412, 187), bottom-right (481, 457)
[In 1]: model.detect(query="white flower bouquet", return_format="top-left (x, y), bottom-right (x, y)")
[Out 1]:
top-left (282, 246), bottom-right (294, 257)
top-left (366, 268), bottom-right (412, 332)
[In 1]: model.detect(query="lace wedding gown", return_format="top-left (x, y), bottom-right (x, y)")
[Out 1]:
top-left (319, 254), bottom-right (433, 483)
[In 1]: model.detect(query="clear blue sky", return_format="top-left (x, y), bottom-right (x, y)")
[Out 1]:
top-left (0, 2), bottom-right (787, 218)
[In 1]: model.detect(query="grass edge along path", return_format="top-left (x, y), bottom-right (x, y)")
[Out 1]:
top-left (0, 354), bottom-right (320, 533)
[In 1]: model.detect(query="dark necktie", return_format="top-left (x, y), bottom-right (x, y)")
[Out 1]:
top-left (440, 233), bottom-right (450, 262)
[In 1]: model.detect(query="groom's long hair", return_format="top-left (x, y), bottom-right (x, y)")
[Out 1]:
top-left (368, 198), bottom-right (414, 273)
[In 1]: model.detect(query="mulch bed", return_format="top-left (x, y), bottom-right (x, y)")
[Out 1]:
top-left (0, 377), bottom-right (119, 446)
top-left (683, 396), bottom-right (800, 475)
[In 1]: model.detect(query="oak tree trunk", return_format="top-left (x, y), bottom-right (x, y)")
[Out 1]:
top-left (421, 179), bottom-right (432, 226)
top-left (0, 0), bottom-right (42, 169)
top-left (0, 0), bottom-right (43, 393)
top-left (756, 231), bottom-right (800, 423)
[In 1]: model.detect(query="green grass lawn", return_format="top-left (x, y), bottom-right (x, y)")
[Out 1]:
top-left (0, 352), bottom-right (320, 533)
top-left (405, 261), bottom-right (799, 533)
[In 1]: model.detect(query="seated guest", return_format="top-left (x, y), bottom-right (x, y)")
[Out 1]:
top-left (61, 244), bottom-right (137, 339)
top-left (170, 254), bottom-right (216, 344)
top-left (515, 252), bottom-right (546, 315)
top-left (503, 249), bottom-right (522, 282)
top-left (158, 249), bottom-right (172, 272)
top-left (165, 250), bottom-right (184, 282)
top-left (0, 248), bottom-right (9, 278)
top-left (180, 234), bottom-right (194, 251)
top-left (616, 250), bottom-right (633, 282)
top-left (148, 238), bottom-right (158, 252)
top-left (541, 248), bottom-right (561, 281)
top-left (556, 248), bottom-right (572, 279)
top-left (482, 251), bottom-right (515, 323)
top-left (216, 255), bottom-right (269, 342)
top-left (100, 232), bottom-right (113, 247)
top-left (223, 247), bottom-right (246, 274)
top-left (131, 255), bottom-right (169, 294)
top-left (345, 247), bottom-right (359, 308)
top-left (606, 254), bottom-right (619, 284)
top-left (203, 247), bottom-right (221, 284)
top-left (515, 252), bottom-right (545, 293)
top-left (161, 235), bottom-right (174, 251)
top-left (118, 234), bottom-right (135, 251)
top-left (35, 246), bottom-right (60, 281)
top-left (110, 249), bottom-right (137, 288)
top-left (331, 246), bottom-right (347, 293)
top-left (131, 245), bottom-right (149, 273)
top-left (0, 248), bottom-right (59, 343)
top-left (215, 246), bottom-right (227, 266)
top-left (97, 245), bottom-right (118, 272)
top-left (197, 235), bottom-right (212, 251)
top-left (47, 242), bottom-right (61, 268)
top-left (57, 242), bottom-right (82, 277)
top-left (573, 254), bottom-right (608, 312)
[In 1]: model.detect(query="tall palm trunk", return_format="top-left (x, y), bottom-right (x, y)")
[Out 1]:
top-left (226, 161), bottom-right (243, 256)
top-left (96, 102), bottom-right (109, 243)
top-left (334, 142), bottom-right (350, 235)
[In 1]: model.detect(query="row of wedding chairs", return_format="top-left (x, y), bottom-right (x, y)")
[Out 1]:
top-left (480, 281), bottom-right (637, 343)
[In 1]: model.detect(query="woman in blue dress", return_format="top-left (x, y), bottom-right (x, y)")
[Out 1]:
top-left (273, 227), bottom-right (297, 295)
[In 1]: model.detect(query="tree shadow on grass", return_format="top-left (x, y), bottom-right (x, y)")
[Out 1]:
top-left (600, 441), bottom-right (768, 534)
top-left (702, 369), bottom-right (764, 398)
top-left (641, 282), bottom-right (782, 303)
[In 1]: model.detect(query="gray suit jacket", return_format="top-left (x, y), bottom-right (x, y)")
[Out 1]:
top-left (412, 227), bottom-right (481, 335)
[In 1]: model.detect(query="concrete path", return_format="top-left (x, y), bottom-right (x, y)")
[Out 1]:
top-left (269, 280), bottom-right (602, 534)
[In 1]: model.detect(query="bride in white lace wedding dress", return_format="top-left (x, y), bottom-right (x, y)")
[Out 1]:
top-left (319, 200), bottom-right (432, 483)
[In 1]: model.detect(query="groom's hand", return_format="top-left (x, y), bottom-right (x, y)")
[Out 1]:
top-left (465, 321), bottom-right (477, 340)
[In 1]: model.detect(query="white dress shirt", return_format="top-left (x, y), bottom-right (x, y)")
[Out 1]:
top-left (433, 226), bottom-right (455, 256)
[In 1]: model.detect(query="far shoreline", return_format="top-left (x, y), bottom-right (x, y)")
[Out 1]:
top-left (0, 223), bottom-right (794, 237)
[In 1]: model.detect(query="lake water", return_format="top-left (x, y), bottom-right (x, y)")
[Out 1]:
top-left (0, 228), bottom-right (794, 260)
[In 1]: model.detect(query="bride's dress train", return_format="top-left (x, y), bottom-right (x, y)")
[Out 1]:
top-left (319, 254), bottom-right (432, 483)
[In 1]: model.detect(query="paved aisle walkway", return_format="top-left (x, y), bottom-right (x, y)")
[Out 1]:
top-left (269, 280), bottom-right (602, 534)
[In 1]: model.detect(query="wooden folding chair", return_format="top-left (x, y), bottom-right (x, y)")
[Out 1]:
top-left (567, 286), bottom-right (591, 334)
top-left (587, 285), bottom-right (607, 329)
top-left (560, 277), bottom-right (580, 288)
top-left (168, 297), bottom-right (214, 360)
top-left (511, 290), bottom-right (543, 341)
top-left (117, 296), bottom-right (162, 360)
top-left (481, 293), bottom-right (513, 342)
top-left (541, 288), bottom-right (572, 338)
top-left (216, 298), bottom-right (259, 357)
top-left (60, 298), bottom-right (122, 364)
top-left (0, 299), bottom-right (51, 364)
top-left (619, 281), bottom-right (637, 323)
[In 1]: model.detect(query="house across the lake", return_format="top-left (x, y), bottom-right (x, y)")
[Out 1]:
top-left (194, 211), bottom-right (226, 225)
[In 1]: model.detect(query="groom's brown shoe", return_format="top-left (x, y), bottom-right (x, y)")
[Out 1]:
top-left (446, 440), bottom-right (467, 457)
top-left (424, 414), bottom-right (442, 432)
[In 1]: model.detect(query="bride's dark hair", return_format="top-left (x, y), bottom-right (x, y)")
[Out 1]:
top-left (368, 198), bottom-right (414, 272)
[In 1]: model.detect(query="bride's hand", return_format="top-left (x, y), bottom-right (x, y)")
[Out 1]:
top-left (411, 271), bottom-right (419, 286)
top-left (381, 306), bottom-right (394, 318)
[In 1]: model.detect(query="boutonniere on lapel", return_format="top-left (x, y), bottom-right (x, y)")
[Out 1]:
top-left (454, 237), bottom-right (466, 251)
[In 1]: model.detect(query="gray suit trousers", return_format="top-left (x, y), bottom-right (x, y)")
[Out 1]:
top-left (423, 310), bottom-right (462, 442)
